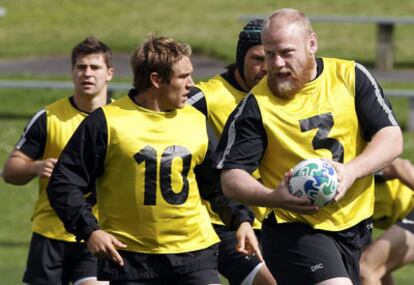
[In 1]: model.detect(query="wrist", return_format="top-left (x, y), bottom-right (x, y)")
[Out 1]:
top-left (30, 160), bottom-right (41, 176)
top-left (77, 225), bottom-right (100, 242)
top-left (232, 209), bottom-right (255, 229)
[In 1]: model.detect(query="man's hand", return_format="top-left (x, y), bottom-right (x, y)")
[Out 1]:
top-left (87, 230), bottom-right (127, 266)
top-left (235, 222), bottom-right (263, 262)
top-left (271, 171), bottom-right (320, 214)
top-left (221, 168), bottom-right (319, 213)
top-left (2, 151), bottom-right (58, 185)
top-left (329, 161), bottom-right (358, 202)
top-left (34, 158), bottom-right (57, 178)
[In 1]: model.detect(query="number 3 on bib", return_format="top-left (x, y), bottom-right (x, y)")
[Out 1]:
top-left (299, 112), bottom-right (344, 163)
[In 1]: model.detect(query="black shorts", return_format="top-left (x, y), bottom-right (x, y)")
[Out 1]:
top-left (23, 232), bottom-right (98, 285)
top-left (262, 215), bottom-right (372, 285)
top-left (397, 209), bottom-right (414, 233)
top-left (214, 225), bottom-right (262, 285)
top-left (109, 269), bottom-right (219, 285)
top-left (98, 244), bottom-right (220, 284)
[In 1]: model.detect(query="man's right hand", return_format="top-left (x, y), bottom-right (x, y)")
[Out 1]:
top-left (34, 158), bottom-right (57, 178)
top-left (270, 171), bottom-right (320, 214)
top-left (87, 230), bottom-right (127, 266)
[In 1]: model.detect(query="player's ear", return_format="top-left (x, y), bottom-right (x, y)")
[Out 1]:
top-left (106, 67), bottom-right (114, 81)
top-left (150, 72), bottom-right (162, 88)
top-left (308, 32), bottom-right (318, 55)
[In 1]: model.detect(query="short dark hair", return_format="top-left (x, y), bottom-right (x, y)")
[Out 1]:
top-left (71, 36), bottom-right (113, 68)
top-left (236, 19), bottom-right (264, 81)
top-left (130, 34), bottom-right (192, 92)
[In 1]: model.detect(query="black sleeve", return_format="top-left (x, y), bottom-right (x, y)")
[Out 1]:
top-left (355, 63), bottom-right (399, 141)
top-left (187, 86), bottom-right (208, 117)
top-left (195, 122), bottom-right (254, 229)
top-left (47, 108), bottom-right (108, 242)
top-left (16, 109), bottom-right (47, 159)
top-left (213, 94), bottom-right (267, 173)
top-left (374, 171), bottom-right (387, 183)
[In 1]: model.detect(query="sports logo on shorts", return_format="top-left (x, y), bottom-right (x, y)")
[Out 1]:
top-left (311, 263), bottom-right (324, 272)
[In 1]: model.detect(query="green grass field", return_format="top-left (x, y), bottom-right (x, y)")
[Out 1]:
top-left (1, 0), bottom-right (414, 283)
top-left (1, 0), bottom-right (414, 66)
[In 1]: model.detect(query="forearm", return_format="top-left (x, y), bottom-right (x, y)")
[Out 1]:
top-left (47, 179), bottom-right (99, 241)
top-left (2, 155), bottom-right (38, 185)
top-left (208, 193), bottom-right (255, 230)
top-left (221, 168), bottom-right (275, 207)
top-left (384, 158), bottom-right (414, 190)
top-left (347, 126), bottom-right (402, 179)
top-left (198, 168), bottom-right (254, 229)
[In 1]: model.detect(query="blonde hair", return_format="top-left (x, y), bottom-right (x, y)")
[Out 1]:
top-left (130, 34), bottom-right (192, 92)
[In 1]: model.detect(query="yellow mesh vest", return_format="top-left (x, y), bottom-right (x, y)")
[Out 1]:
top-left (32, 98), bottom-right (88, 241)
top-left (98, 96), bottom-right (219, 253)
top-left (197, 75), bottom-right (268, 228)
top-left (374, 179), bottom-right (414, 229)
top-left (253, 58), bottom-right (374, 231)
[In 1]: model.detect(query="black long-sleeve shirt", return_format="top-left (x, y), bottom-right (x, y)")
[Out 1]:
top-left (47, 94), bottom-right (254, 242)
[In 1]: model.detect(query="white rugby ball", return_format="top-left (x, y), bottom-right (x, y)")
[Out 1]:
top-left (288, 158), bottom-right (338, 207)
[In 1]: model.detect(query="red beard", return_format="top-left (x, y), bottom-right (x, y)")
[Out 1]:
top-left (267, 55), bottom-right (315, 100)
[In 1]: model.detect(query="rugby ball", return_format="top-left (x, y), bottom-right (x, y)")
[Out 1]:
top-left (288, 158), bottom-right (338, 207)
